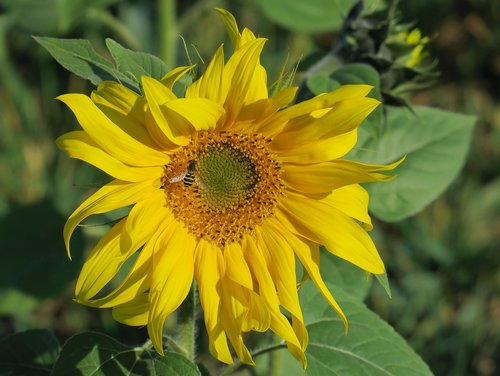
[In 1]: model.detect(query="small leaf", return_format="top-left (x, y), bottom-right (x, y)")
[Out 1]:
top-left (34, 37), bottom-right (138, 90)
top-left (300, 283), bottom-right (432, 376)
top-left (51, 332), bottom-right (200, 376)
top-left (374, 273), bottom-right (392, 298)
top-left (0, 329), bottom-right (60, 376)
top-left (356, 106), bottom-right (476, 221)
top-left (105, 38), bottom-right (169, 85)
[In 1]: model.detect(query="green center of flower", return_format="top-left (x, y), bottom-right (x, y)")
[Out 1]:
top-left (163, 131), bottom-right (284, 246)
top-left (198, 143), bottom-right (257, 210)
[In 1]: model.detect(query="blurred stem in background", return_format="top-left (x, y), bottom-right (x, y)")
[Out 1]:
top-left (86, 8), bottom-right (141, 51)
top-left (159, 0), bottom-right (177, 68)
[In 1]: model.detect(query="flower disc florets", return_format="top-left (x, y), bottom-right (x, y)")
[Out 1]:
top-left (163, 131), bottom-right (284, 246)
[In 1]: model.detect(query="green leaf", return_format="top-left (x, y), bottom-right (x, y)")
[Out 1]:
top-left (33, 37), bottom-right (138, 90)
top-left (0, 200), bottom-right (84, 315)
top-left (357, 106), bottom-right (476, 221)
top-left (300, 283), bottom-right (433, 376)
top-left (374, 273), bottom-right (392, 298)
top-left (51, 332), bottom-right (200, 376)
top-left (0, 329), bottom-right (60, 376)
top-left (319, 248), bottom-right (372, 301)
top-left (105, 39), bottom-right (169, 84)
top-left (255, 0), bottom-right (357, 32)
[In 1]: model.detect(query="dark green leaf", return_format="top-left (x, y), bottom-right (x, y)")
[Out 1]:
top-left (0, 200), bottom-right (83, 314)
top-left (255, 0), bottom-right (357, 32)
top-left (355, 106), bottom-right (476, 221)
top-left (105, 39), bottom-right (169, 85)
top-left (0, 329), bottom-right (60, 376)
top-left (33, 37), bottom-right (138, 90)
top-left (300, 283), bottom-right (432, 375)
top-left (51, 332), bottom-right (200, 376)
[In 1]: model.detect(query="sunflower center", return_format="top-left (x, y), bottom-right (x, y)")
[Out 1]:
top-left (163, 131), bottom-right (283, 246)
top-left (198, 143), bottom-right (257, 210)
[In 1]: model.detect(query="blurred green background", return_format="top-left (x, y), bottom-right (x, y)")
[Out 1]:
top-left (0, 0), bottom-right (498, 375)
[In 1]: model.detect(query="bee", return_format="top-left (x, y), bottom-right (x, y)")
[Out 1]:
top-left (169, 160), bottom-right (199, 187)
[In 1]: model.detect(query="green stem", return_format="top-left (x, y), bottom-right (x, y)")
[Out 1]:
top-left (86, 8), bottom-right (141, 51)
top-left (218, 343), bottom-right (287, 376)
top-left (159, 0), bottom-right (177, 68)
top-left (175, 284), bottom-right (197, 361)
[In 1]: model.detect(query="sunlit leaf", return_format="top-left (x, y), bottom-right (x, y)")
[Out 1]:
top-left (300, 283), bottom-right (432, 375)
top-left (105, 39), bottom-right (169, 85)
top-left (51, 332), bottom-right (200, 376)
top-left (354, 106), bottom-right (476, 221)
top-left (0, 329), bottom-right (60, 376)
top-left (33, 37), bottom-right (138, 90)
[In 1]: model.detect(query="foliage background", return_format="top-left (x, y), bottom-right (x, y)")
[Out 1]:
top-left (0, 0), bottom-right (498, 375)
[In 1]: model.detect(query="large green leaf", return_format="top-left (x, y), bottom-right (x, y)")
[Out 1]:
top-left (33, 37), bottom-right (138, 90)
top-left (105, 39), bottom-right (169, 84)
top-left (0, 200), bottom-right (83, 315)
top-left (318, 248), bottom-right (372, 302)
top-left (51, 332), bottom-right (200, 376)
top-left (300, 283), bottom-right (433, 376)
top-left (255, 0), bottom-right (357, 32)
top-left (0, 329), bottom-right (60, 376)
top-left (356, 106), bottom-right (476, 221)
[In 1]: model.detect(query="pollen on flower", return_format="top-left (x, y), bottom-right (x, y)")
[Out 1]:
top-left (163, 131), bottom-right (284, 246)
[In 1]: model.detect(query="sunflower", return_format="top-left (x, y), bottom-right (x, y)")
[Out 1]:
top-left (57, 9), bottom-right (401, 367)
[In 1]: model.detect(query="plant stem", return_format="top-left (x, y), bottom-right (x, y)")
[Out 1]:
top-left (218, 343), bottom-right (287, 376)
top-left (159, 0), bottom-right (177, 68)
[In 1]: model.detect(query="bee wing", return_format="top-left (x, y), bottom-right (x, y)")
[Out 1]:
top-left (169, 171), bottom-right (187, 183)
top-left (195, 176), bottom-right (207, 190)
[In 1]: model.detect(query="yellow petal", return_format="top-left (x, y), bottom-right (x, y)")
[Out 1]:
top-left (57, 94), bottom-right (168, 166)
top-left (259, 84), bottom-right (374, 135)
top-left (186, 46), bottom-right (227, 106)
top-left (63, 179), bottom-right (158, 258)
top-left (216, 8), bottom-right (241, 47)
top-left (326, 184), bottom-right (373, 230)
top-left (280, 192), bottom-right (385, 274)
top-left (142, 76), bottom-right (189, 147)
top-left (239, 86), bottom-right (297, 124)
top-left (91, 81), bottom-right (159, 149)
top-left (255, 227), bottom-right (307, 349)
top-left (282, 158), bottom-right (402, 194)
top-left (222, 38), bottom-right (267, 124)
top-left (163, 98), bottom-right (224, 132)
top-left (148, 222), bottom-right (196, 355)
top-left (244, 236), bottom-right (306, 365)
top-left (160, 65), bottom-right (196, 90)
top-left (270, 218), bottom-right (347, 331)
top-left (276, 129), bottom-right (358, 164)
top-left (82, 216), bottom-right (173, 308)
top-left (57, 131), bottom-right (163, 182)
top-left (195, 239), bottom-right (233, 364)
top-left (112, 293), bottom-right (149, 326)
top-left (271, 96), bottom-right (379, 150)
top-left (219, 277), bottom-right (255, 366)
top-left (75, 218), bottom-right (127, 301)
top-left (76, 191), bottom-right (168, 302)
top-left (224, 242), bottom-right (253, 290)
